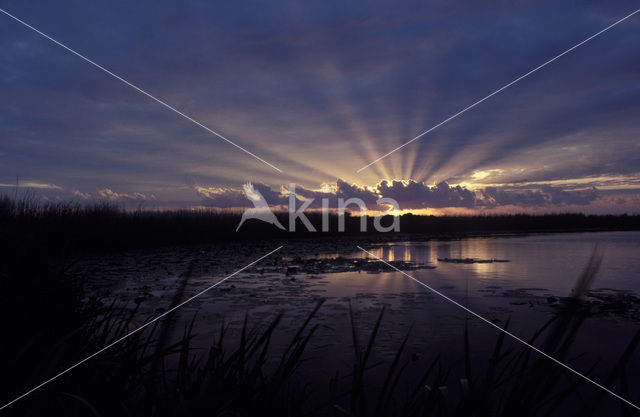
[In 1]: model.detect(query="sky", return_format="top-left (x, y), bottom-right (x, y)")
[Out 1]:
top-left (0, 0), bottom-right (639, 214)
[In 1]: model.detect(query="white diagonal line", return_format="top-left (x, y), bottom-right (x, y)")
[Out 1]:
top-left (357, 246), bottom-right (640, 411)
top-left (0, 8), bottom-right (283, 173)
top-left (356, 8), bottom-right (640, 173)
top-left (0, 246), bottom-right (283, 411)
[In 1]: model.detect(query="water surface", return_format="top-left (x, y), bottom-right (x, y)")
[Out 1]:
top-left (80, 231), bottom-right (640, 395)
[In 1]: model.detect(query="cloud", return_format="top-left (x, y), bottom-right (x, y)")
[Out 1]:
top-left (194, 180), bottom-right (385, 210)
top-left (71, 189), bottom-right (91, 200)
top-left (481, 185), bottom-right (599, 207)
top-left (0, 181), bottom-right (61, 190)
top-left (1, 0), bottom-right (638, 211)
top-left (98, 188), bottom-right (154, 202)
top-left (192, 179), bottom-right (602, 212)
top-left (378, 180), bottom-right (477, 209)
top-left (291, 179), bottom-right (381, 208)
top-left (194, 182), bottom-right (289, 208)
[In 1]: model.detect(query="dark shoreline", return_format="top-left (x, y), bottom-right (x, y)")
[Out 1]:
top-left (2, 195), bottom-right (639, 258)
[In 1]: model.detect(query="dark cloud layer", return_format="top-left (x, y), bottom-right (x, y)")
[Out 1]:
top-left (378, 180), bottom-right (477, 209)
top-left (188, 179), bottom-right (602, 211)
top-left (0, 0), bottom-right (638, 213)
top-left (483, 185), bottom-right (599, 208)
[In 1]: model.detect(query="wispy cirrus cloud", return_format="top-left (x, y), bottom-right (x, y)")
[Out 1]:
top-left (0, 181), bottom-right (61, 189)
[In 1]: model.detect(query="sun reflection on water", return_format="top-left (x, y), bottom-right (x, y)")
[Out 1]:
top-left (360, 238), bottom-right (515, 276)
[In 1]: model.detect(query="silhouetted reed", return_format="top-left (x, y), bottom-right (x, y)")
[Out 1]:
top-left (2, 195), bottom-right (639, 416)
top-left (2, 249), bottom-right (639, 416)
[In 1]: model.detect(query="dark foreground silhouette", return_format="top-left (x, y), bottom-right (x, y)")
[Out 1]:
top-left (1, 248), bottom-right (639, 416)
top-left (1, 195), bottom-right (639, 416)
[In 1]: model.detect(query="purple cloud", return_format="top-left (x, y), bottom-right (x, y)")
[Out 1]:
top-left (378, 180), bottom-right (477, 209)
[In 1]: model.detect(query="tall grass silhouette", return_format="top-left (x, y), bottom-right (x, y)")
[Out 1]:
top-left (1, 195), bottom-right (639, 416)
top-left (2, 248), bottom-right (638, 416)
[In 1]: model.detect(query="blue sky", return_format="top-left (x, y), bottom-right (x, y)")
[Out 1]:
top-left (1, 0), bottom-right (639, 213)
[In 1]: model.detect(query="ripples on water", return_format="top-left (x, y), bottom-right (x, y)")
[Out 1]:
top-left (79, 231), bottom-right (640, 391)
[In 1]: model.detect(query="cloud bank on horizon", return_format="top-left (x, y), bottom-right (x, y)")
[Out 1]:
top-left (0, 0), bottom-right (638, 214)
top-left (191, 179), bottom-right (637, 215)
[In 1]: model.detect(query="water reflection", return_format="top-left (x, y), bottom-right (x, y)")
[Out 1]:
top-left (82, 231), bottom-right (640, 400)
top-left (351, 232), bottom-right (640, 292)
top-left (362, 243), bottom-right (432, 264)
top-left (361, 239), bottom-right (511, 276)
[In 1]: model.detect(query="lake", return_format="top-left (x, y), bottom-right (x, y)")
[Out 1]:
top-left (78, 230), bottom-right (640, 408)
